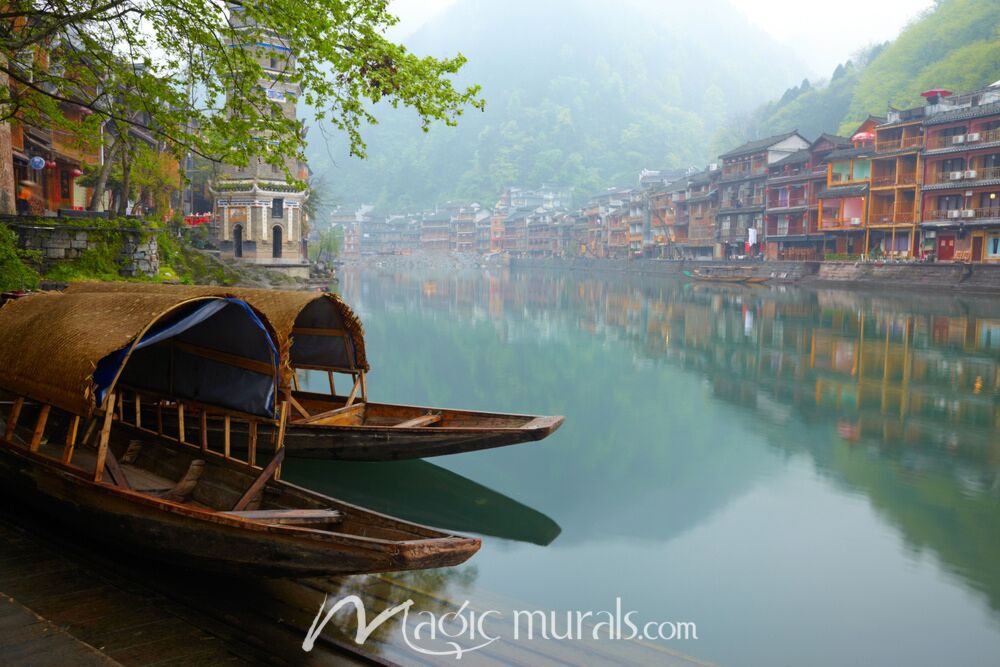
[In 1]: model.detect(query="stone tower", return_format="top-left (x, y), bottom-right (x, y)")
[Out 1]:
top-left (211, 6), bottom-right (308, 270)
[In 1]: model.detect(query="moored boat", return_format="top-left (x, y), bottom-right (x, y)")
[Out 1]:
top-left (0, 291), bottom-right (479, 576)
top-left (67, 283), bottom-right (565, 461)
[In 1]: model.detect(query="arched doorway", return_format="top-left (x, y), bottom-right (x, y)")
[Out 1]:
top-left (272, 225), bottom-right (282, 258)
top-left (233, 224), bottom-right (243, 258)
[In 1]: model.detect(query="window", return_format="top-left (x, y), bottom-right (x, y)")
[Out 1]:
top-left (939, 158), bottom-right (964, 174)
top-left (982, 154), bottom-right (1000, 169)
top-left (981, 192), bottom-right (1000, 213)
top-left (988, 236), bottom-right (1000, 258)
top-left (983, 120), bottom-right (1000, 132)
top-left (777, 216), bottom-right (789, 236)
top-left (59, 171), bottom-right (71, 200)
top-left (938, 195), bottom-right (962, 211)
top-left (940, 126), bottom-right (967, 138)
top-left (271, 163), bottom-right (280, 174)
top-left (270, 56), bottom-right (279, 69)
top-left (271, 198), bottom-right (283, 218)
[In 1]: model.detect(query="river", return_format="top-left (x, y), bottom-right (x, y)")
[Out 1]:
top-left (284, 266), bottom-right (1000, 666)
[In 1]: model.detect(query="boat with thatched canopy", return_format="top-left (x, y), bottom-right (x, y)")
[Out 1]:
top-left (66, 283), bottom-right (564, 461)
top-left (0, 291), bottom-right (479, 576)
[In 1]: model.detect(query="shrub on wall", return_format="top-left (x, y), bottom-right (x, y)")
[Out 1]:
top-left (0, 226), bottom-right (40, 291)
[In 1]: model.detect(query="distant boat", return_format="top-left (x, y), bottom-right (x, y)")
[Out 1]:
top-left (683, 269), bottom-right (767, 284)
top-left (67, 283), bottom-right (565, 461)
top-left (0, 291), bottom-right (479, 577)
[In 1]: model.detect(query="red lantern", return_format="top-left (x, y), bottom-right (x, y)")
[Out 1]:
top-left (69, 168), bottom-right (83, 178)
top-left (45, 160), bottom-right (57, 169)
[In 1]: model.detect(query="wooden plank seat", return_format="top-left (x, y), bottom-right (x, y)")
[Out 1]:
top-left (394, 413), bottom-right (442, 428)
top-left (220, 509), bottom-right (344, 525)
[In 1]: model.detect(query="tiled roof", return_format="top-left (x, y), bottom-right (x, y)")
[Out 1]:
top-left (819, 184), bottom-right (868, 199)
top-left (924, 101), bottom-right (1000, 126)
top-left (771, 149), bottom-right (810, 168)
top-left (824, 146), bottom-right (872, 161)
top-left (719, 131), bottom-right (804, 159)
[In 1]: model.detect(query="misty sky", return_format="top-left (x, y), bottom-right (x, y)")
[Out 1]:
top-left (390, 0), bottom-right (936, 77)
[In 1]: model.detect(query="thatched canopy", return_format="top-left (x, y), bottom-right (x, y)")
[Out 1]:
top-left (66, 283), bottom-right (369, 378)
top-left (0, 292), bottom-right (280, 418)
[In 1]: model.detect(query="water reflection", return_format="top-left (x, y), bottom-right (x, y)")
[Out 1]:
top-left (283, 457), bottom-right (562, 546)
top-left (326, 266), bottom-right (1000, 665)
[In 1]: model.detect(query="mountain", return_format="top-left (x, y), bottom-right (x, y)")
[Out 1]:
top-left (733, 0), bottom-right (1000, 142)
top-left (305, 0), bottom-right (807, 212)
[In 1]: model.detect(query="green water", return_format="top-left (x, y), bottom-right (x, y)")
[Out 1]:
top-left (288, 267), bottom-right (1000, 666)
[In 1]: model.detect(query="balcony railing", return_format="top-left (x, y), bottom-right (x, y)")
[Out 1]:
top-left (871, 173), bottom-right (918, 187)
top-left (767, 197), bottom-right (808, 209)
top-left (869, 211), bottom-right (916, 225)
top-left (926, 127), bottom-right (1000, 150)
top-left (927, 207), bottom-right (1000, 221)
top-left (928, 164), bottom-right (1000, 185)
top-left (875, 135), bottom-right (923, 153)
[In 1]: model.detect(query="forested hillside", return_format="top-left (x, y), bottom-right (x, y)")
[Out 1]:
top-left (732, 0), bottom-right (1000, 143)
top-left (306, 0), bottom-right (805, 211)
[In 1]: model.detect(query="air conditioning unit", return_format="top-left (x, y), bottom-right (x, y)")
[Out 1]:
top-left (964, 170), bottom-right (978, 179)
top-left (850, 217), bottom-right (861, 225)
top-left (962, 209), bottom-right (976, 218)
top-left (949, 171), bottom-right (964, 180)
top-left (947, 210), bottom-right (961, 219)
top-left (952, 135), bottom-right (966, 145)
top-left (966, 132), bottom-right (981, 142)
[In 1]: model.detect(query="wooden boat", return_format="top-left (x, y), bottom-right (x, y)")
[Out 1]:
top-left (684, 270), bottom-right (768, 284)
top-left (67, 283), bottom-right (565, 461)
top-left (0, 292), bottom-right (479, 576)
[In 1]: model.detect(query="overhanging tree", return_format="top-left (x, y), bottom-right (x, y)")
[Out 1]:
top-left (0, 0), bottom-right (483, 211)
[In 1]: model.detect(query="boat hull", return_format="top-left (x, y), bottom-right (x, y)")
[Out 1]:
top-left (144, 398), bottom-right (564, 461)
top-left (0, 443), bottom-right (479, 577)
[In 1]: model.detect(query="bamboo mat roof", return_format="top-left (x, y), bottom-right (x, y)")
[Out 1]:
top-left (0, 292), bottom-right (276, 417)
top-left (66, 283), bottom-right (370, 376)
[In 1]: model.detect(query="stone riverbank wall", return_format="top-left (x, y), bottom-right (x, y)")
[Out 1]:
top-left (6, 222), bottom-right (159, 278)
top-left (510, 257), bottom-right (1000, 294)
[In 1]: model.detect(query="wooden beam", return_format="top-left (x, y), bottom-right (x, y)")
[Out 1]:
top-left (345, 375), bottom-right (361, 407)
top-left (360, 371), bottom-right (367, 401)
top-left (223, 415), bottom-right (231, 457)
top-left (288, 394), bottom-right (310, 420)
top-left (274, 401), bottom-right (288, 480)
top-left (93, 394), bottom-right (116, 483)
top-left (170, 340), bottom-right (274, 376)
top-left (292, 327), bottom-right (347, 337)
top-left (134, 394), bottom-right (142, 429)
top-left (327, 371), bottom-right (336, 395)
top-left (4, 397), bottom-right (23, 440)
top-left (200, 410), bottom-right (208, 453)
top-left (61, 415), bottom-right (79, 465)
top-left (29, 404), bottom-right (51, 452)
top-left (232, 446), bottom-right (285, 511)
top-left (117, 393), bottom-right (124, 422)
top-left (291, 370), bottom-right (300, 392)
top-left (394, 413), bottom-right (442, 428)
top-left (177, 403), bottom-right (186, 444)
top-left (103, 445), bottom-right (131, 490)
top-left (247, 421), bottom-right (257, 468)
top-left (296, 402), bottom-right (364, 425)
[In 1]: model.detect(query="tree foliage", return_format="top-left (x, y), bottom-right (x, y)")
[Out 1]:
top-left (0, 0), bottom-right (483, 178)
top-left (729, 0), bottom-right (1000, 143)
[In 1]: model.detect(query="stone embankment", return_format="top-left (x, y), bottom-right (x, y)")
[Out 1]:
top-left (510, 257), bottom-right (1000, 293)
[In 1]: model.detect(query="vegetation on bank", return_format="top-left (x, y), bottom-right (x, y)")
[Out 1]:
top-left (739, 0), bottom-right (1000, 140)
top-left (0, 217), bottom-right (255, 289)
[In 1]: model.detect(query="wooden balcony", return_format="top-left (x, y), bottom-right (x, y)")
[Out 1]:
top-left (767, 197), bottom-right (808, 210)
top-left (926, 127), bottom-right (1000, 150)
top-left (927, 207), bottom-right (1000, 221)
top-left (869, 210), bottom-right (916, 225)
top-left (927, 164), bottom-right (1000, 185)
top-left (875, 136), bottom-right (923, 153)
